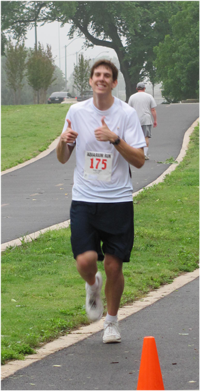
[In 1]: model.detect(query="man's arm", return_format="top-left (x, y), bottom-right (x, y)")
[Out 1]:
top-left (114, 140), bottom-right (144, 168)
top-left (94, 117), bottom-right (145, 169)
top-left (56, 119), bottom-right (78, 164)
top-left (151, 108), bottom-right (157, 127)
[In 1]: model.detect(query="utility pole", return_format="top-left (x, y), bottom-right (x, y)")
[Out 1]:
top-left (65, 37), bottom-right (79, 91)
top-left (34, 4), bottom-right (39, 103)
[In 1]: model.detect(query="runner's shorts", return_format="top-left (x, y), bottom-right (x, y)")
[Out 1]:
top-left (70, 201), bottom-right (134, 262)
top-left (142, 124), bottom-right (152, 138)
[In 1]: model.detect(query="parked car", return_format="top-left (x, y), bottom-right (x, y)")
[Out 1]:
top-left (76, 90), bottom-right (93, 102)
top-left (47, 92), bottom-right (72, 104)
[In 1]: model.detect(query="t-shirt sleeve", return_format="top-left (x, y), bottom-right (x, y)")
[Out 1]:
top-left (124, 109), bottom-right (146, 149)
top-left (150, 96), bottom-right (157, 108)
top-left (128, 96), bottom-right (132, 106)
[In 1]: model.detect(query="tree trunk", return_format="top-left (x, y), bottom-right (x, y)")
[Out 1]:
top-left (76, 21), bottom-right (138, 103)
top-left (119, 64), bottom-right (137, 102)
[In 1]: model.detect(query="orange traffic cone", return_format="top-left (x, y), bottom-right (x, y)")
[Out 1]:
top-left (137, 336), bottom-right (165, 390)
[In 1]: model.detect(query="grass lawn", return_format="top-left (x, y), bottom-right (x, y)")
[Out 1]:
top-left (1, 124), bottom-right (199, 365)
top-left (1, 104), bottom-right (72, 171)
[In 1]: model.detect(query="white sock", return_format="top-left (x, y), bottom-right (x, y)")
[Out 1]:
top-left (106, 313), bottom-right (118, 323)
top-left (144, 146), bottom-right (148, 156)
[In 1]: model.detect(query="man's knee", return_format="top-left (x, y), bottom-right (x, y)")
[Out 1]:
top-left (104, 254), bottom-right (123, 280)
top-left (76, 251), bottom-right (98, 273)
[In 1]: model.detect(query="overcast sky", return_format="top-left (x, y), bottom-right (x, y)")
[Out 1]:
top-left (25, 21), bottom-right (117, 80)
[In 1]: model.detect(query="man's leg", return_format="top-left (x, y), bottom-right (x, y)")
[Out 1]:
top-left (76, 250), bottom-right (98, 285)
top-left (76, 251), bottom-right (103, 322)
top-left (104, 254), bottom-right (124, 315)
top-left (144, 136), bottom-right (149, 159)
top-left (103, 254), bottom-right (123, 343)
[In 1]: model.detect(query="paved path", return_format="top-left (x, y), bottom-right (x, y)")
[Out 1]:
top-left (1, 103), bottom-right (199, 244)
top-left (1, 103), bottom-right (199, 389)
top-left (2, 275), bottom-right (199, 390)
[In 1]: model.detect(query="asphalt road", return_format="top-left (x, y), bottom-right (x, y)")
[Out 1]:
top-left (1, 103), bottom-right (199, 244)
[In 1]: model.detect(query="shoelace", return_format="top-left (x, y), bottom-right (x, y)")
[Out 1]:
top-left (105, 322), bottom-right (118, 331)
top-left (89, 298), bottom-right (97, 308)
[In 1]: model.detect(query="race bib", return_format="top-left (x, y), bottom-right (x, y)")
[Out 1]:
top-left (84, 151), bottom-right (113, 182)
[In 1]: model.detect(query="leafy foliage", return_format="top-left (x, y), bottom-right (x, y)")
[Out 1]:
top-left (1, 31), bottom-right (8, 56)
top-left (154, 2), bottom-right (199, 102)
top-left (26, 43), bottom-right (56, 103)
top-left (2, 53), bottom-right (66, 105)
top-left (4, 39), bottom-right (27, 104)
top-left (1, 1), bottom-right (182, 101)
top-left (73, 53), bottom-right (91, 94)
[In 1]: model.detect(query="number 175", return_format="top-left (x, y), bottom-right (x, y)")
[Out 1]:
top-left (90, 158), bottom-right (107, 170)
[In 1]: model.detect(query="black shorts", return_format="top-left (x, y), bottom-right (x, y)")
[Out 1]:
top-left (70, 201), bottom-right (134, 262)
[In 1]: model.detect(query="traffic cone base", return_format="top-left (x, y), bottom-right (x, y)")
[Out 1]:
top-left (137, 336), bottom-right (165, 390)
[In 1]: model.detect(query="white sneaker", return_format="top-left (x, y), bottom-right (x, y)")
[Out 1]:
top-left (103, 321), bottom-right (121, 343)
top-left (85, 272), bottom-right (103, 322)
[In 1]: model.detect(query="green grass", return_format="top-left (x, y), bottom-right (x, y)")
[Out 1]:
top-left (1, 104), bottom-right (72, 171)
top-left (1, 125), bottom-right (199, 365)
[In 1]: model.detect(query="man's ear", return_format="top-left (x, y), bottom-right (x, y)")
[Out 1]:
top-left (112, 80), bottom-right (118, 90)
top-left (89, 78), bottom-right (92, 87)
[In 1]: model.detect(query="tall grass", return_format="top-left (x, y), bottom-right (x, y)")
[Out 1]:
top-left (1, 104), bottom-right (71, 171)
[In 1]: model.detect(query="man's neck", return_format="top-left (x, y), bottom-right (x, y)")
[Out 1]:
top-left (93, 94), bottom-right (114, 111)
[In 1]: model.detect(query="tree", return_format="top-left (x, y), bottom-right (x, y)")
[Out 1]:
top-left (1, 1), bottom-right (182, 101)
top-left (4, 39), bottom-right (27, 104)
top-left (154, 2), bottom-right (199, 102)
top-left (47, 66), bottom-right (66, 96)
top-left (73, 54), bottom-right (91, 95)
top-left (26, 42), bottom-right (56, 103)
top-left (2, 56), bottom-right (66, 105)
top-left (1, 56), bottom-right (14, 105)
top-left (1, 31), bottom-right (8, 56)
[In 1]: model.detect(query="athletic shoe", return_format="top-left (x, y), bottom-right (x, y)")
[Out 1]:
top-left (85, 272), bottom-right (103, 322)
top-left (103, 321), bottom-right (121, 343)
top-left (145, 155), bottom-right (149, 160)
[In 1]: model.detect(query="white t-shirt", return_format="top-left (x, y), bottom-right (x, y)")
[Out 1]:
top-left (128, 92), bottom-right (157, 126)
top-left (62, 97), bottom-right (146, 203)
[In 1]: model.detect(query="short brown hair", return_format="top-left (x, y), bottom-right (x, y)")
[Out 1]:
top-left (90, 60), bottom-right (118, 82)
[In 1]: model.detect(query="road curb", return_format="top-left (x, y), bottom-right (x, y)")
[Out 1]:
top-left (1, 137), bottom-right (60, 177)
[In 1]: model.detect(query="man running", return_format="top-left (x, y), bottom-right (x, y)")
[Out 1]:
top-left (56, 60), bottom-right (146, 343)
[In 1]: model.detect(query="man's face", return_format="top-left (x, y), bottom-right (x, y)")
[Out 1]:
top-left (89, 65), bottom-right (118, 95)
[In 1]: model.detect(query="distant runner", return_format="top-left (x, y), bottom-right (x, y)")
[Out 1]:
top-left (128, 82), bottom-right (157, 160)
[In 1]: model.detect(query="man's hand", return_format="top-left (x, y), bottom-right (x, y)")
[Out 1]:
top-left (153, 120), bottom-right (157, 128)
top-left (94, 117), bottom-right (117, 143)
top-left (61, 119), bottom-right (78, 144)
